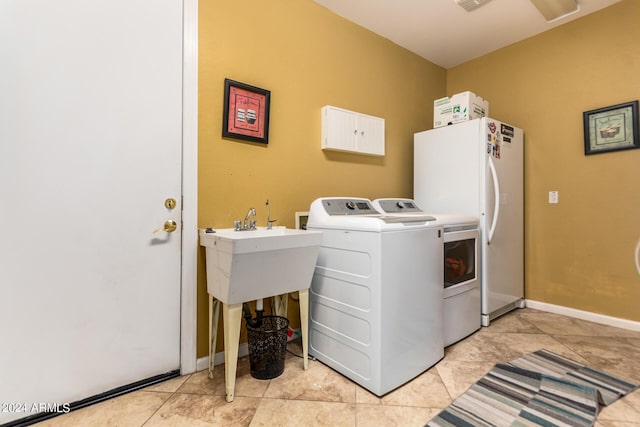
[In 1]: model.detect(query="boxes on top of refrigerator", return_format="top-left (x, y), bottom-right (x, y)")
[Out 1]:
top-left (433, 91), bottom-right (489, 128)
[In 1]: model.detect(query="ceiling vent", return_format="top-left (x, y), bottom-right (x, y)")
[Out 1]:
top-left (455, 0), bottom-right (579, 22)
top-left (529, 0), bottom-right (580, 22)
top-left (454, 0), bottom-right (493, 12)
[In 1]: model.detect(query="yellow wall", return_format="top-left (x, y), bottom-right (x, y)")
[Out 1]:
top-left (198, 0), bottom-right (445, 356)
top-left (198, 0), bottom-right (640, 358)
top-left (447, 0), bottom-right (640, 321)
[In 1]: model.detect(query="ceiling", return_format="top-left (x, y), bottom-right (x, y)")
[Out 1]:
top-left (312, 0), bottom-right (622, 68)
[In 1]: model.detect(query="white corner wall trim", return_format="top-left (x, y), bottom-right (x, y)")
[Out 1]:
top-left (526, 300), bottom-right (640, 332)
top-left (180, 0), bottom-right (199, 375)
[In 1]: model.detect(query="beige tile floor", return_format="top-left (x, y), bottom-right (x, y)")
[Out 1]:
top-left (38, 308), bottom-right (640, 426)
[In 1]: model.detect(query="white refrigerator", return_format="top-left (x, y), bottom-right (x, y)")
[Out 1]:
top-left (414, 117), bottom-right (524, 326)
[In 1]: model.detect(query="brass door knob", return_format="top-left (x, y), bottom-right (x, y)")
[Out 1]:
top-left (154, 220), bottom-right (177, 234)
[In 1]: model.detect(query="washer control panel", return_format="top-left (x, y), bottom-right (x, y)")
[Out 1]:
top-left (321, 198), bottom-right (378, 216)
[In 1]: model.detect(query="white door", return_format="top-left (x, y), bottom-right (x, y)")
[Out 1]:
top-left (0, 1), bottom-right (183, 423)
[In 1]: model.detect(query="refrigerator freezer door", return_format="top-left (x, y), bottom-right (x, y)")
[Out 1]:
top-left (414, 120), bottom-right (482, 216)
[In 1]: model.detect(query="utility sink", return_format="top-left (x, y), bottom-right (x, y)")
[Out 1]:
top-left (199, 227), bottom-right (323, 305)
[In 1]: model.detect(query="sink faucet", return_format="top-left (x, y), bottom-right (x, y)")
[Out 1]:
top-left (243, 208), bottom-right (256, 230)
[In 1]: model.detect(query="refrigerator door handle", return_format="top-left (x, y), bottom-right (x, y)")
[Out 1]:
top-left (488, 156), bottom-right (500, 244)
top-left (635, 238), bottom-right (640, 275)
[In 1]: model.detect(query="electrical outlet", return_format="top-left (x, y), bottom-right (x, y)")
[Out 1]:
top-left (549, 191), bottom-right (559, 204)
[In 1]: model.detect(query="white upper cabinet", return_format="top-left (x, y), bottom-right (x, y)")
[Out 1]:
top-left (321, 106), bottom-right (385, 156)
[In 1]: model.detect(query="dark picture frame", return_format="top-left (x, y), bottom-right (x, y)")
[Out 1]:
top-left (222, 78), bottom-right (271, 144)
top-left (583, 100), bottom-right (639, 155)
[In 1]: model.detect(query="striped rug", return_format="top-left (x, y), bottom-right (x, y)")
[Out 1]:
top-left (426, 349), bottom-right (638, 427)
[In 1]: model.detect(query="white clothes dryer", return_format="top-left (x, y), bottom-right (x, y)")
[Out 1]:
top-left (307, 197), bottom-right (443, 396)
top-left (372, 199), bottom-right (481, 346)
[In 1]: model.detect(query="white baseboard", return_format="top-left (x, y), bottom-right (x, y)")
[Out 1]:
top-left (196, 356), bottom-right (209, 372)
top-left (196, 342), bottom-right (249, 372)
top-left (525, 300), bottom-right (640, 332)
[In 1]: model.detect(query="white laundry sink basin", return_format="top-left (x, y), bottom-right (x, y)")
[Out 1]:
top-left (199, 227), bottom-right (323, 305)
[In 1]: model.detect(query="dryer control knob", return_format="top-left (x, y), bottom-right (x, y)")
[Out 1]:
top-left (345, 201), bottom-right (356, 210)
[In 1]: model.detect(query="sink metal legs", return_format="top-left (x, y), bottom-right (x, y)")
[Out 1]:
top-left (273, 291), bottom-right (308, 369)
top-left (298, 289), bottom-right (310, 370)
top-left (222, 303), bottom-right (242, 402)
top-left (272, 293), bottom-right (288, 318)
top-left (208, 292), bottom-right (310, 403)
top-left (207, 297), bottom-right (242, 402)
top-left (208, 295), bottom-right (220, 379)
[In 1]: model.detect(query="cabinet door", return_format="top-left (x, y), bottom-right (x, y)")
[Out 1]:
top-left (323, 107), bottom-right (358, 152)
top-left (357, 114), bottom-right (385, 156)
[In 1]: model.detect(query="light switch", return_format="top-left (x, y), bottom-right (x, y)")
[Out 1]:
top-left (549, 191), bottom-right (559, 204)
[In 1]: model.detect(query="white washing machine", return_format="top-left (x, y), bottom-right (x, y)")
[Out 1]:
top-left (372, 199), bottom-right (481, 347)
top-left (307, 197), bottom-right (443, 396)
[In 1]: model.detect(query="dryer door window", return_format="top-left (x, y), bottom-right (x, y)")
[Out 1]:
top-left (444, 237), bottom-right (476, 287)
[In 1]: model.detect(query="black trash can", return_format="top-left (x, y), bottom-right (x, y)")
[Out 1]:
top-left (246, 315), bottom-right (289, 380)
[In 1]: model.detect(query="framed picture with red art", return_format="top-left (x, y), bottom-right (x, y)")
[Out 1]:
top-left (222, 78), bottom-right (271, 144)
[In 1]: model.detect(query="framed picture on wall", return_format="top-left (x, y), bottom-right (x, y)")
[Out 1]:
top-left (583, 100), bottom-right (639, 155)
top-left (222, 78), bottom-right (271, 144)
